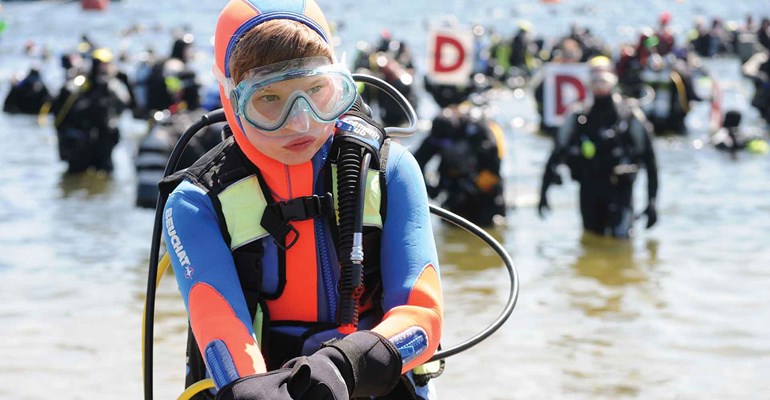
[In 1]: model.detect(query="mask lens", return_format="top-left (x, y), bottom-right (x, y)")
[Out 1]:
top-left (590, 71), bottom-right (617, 93)
top-left (233, 57), bottom-right (356, 132)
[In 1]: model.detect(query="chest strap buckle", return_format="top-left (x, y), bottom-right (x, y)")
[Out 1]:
top-left (261, 193), bottom-right (335, 250)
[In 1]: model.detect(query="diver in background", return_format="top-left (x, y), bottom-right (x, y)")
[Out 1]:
top-left (538, 56), bottom-right (659, 238)
top-left (3, 65), bottom-right (51, 115)
top-left (416, 81), bottom-right (507, 227)
top-left (133, 32), bottom-right (199, 119)
top-left (50, 48), bottom-right (131, 173)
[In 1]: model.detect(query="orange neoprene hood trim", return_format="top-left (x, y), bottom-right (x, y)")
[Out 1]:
top-left (213, 0), bottom-right (333, 153)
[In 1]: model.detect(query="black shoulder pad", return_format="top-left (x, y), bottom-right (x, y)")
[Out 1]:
top-left (158, 134), bottom-right (251, 195)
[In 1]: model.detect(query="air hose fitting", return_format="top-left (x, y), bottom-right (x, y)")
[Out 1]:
top-left (332, 96), bottom-right (386, 333)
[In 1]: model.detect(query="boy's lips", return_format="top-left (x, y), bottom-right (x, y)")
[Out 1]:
top-left (284, 136), bottom-right (315, 151)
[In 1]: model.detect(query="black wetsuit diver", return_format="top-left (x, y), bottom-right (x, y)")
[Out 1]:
top-left (538, 92), bottom-right (659, 238)
top-left (3, 67), bottom-right (51, 115)
top-left (134, 34), bottom-right (199, 120)
top-left (414, 98), bottom-right (507, 227)
top-left (50, 48), bottom-right (130, 173)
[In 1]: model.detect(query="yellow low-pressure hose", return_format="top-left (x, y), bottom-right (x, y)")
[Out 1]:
top-left (37, 101), bottom-right (51, 127)
top-left (176, 378), bottom-right (215, 400)
top-left (141, 253), bottom-right (170, 394)
top-left (488, 120), bottom-right (506, 159)
top-left (142, 253), bottom-right (216, 399)
top-left (53, 91), bottom-right (80, 128)
top-left (669, 70), bottom-right (690, 114)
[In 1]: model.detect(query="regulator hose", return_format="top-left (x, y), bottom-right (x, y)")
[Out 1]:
top-left (143, 109), bottom-right (226, 400)
top-left (332, 74), bottom-right (419, 331)
top-left (334, 139), bottom-right (372, 333)
top-left (426, 205), bottom-right (519, 362)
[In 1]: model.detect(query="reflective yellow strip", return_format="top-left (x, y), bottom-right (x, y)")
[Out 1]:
top-left (331, 166), bottom-right (382, 228)
top-left (488, 120), bottom-right (506, 160)
top-left (413, 359), bottom-right (442, 375)
top-left (218, 175), bottom-right (269, 249)
top-left (218, 168), bottom-right (382, 248)
top-left (363, 170), bottom-right (382, 227)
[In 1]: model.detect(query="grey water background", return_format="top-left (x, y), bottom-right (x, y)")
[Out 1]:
top-left (1, 0), bottom-right (770, 399)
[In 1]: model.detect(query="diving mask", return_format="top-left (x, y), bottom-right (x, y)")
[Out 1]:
top-left (590, 70), bottom-right (618, 94)
top-left (217, 57), bottom-right (357, 132)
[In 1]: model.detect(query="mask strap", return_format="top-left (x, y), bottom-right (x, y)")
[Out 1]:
top-left (212, 65), bottom-right (235, 99)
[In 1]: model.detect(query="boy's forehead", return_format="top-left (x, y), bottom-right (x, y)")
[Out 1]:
top-left (256, 75), bottom-right (325, 92)
top-left (255, 58), bottom-right (310, 73)
top-left (246, 57), bottom-right (331, 77)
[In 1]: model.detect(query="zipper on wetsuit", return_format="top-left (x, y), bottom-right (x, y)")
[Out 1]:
top-left (315, 219), bottom-right (337, 320)
top-left (205, 344), bottom-right (231, 387)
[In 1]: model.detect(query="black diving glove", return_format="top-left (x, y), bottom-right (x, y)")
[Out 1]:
top-left (538, 166), bottom-right (561, 219)
top-left (644, 202), bottom-right (658, 229)
top-left (537, 195), bottom-right (551, 219)
top-left (214, 368), bottom-right (298, 400)
top-left (283, 330), bottom-right (402, 399)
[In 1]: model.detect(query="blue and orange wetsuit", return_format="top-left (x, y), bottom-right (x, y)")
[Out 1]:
top-left (163, 132), bottom-right (443, 397)
top-left (164, 0), bottom-right (442, 397)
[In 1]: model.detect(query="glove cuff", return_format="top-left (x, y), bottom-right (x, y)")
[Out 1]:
top-left (214, 369), bottom-right (289, 400)
top-left (321, 330), bottom-right (402, 397)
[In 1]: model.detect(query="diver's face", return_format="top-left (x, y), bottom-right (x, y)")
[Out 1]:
top-left (242, 120), bottom-right (334, 165)
top-left (240, 76), bottom-right (335, 165)
top-left (234, 61), bottom-right (352, 165)
top-left (590, 71), bottom-right (617, 98)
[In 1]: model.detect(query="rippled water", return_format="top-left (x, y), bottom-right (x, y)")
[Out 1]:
top-left (1, 0), bottom-right (769, 399)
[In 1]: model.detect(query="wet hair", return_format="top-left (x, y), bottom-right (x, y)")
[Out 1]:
top-left (229, 19), bottom-right (333, 83)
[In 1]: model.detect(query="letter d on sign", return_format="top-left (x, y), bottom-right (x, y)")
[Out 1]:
top-left (542, 62), bottom-right (591, 127)
top-left (434, 35), bottom-right (465, 73)
top-left (555, 75), bottom-right (586, 116)
top-left (427, 26), bottom-right (474, 86)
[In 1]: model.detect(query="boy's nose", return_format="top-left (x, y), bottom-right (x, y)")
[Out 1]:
top-left (284, 99), bottom-right (312, 133)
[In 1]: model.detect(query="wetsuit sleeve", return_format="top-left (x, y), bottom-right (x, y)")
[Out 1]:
top-left (554, 110), bottom-right (578, 158)
top-left (541, 110), bottom-right (576, 194)
top-left (163, 180), bottom-right (267, 389)
top-left (373, 142), bottom-right (443, 373)
top-left (631, 115), bottom-right (659, 202)
top-left (413, 115), bottom-right (452, 169)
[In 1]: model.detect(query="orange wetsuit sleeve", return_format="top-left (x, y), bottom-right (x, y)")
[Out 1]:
top-left (372, 143), bottom-right (443, 373)
top-left (164, 182), bottom-right (267, 389)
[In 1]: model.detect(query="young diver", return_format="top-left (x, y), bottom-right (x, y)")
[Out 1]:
top-left (161, 1), bottom-right (443, 399)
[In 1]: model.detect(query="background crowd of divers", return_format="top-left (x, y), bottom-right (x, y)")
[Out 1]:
top-left (4, 10), bottom-right (770, 238)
